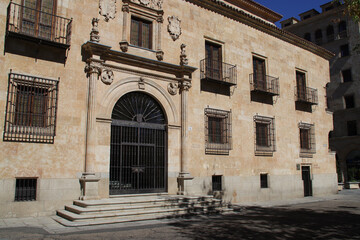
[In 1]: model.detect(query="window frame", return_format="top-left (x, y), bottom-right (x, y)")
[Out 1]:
top-left (212, 175), bottom-right (223, 192)
top-left (205, 108), bottom-right (232, 155)
top-left (15, 178), bottom-right (37, 202)
top-left (347, 120), bottom-right (357, 136)
top-left (340, 44), bottom-right (350, 57)
top-left (130, 16), bottom-right (153, 49)
top-left (342, 69), bottom-right (352, 83)
top-left (299, 122), bottom-right (316, 155)
top-left (344, 95), bottom-right (355, 109)
top-left (3, 72), bottom-right (59, 143)
top-left (254, 115), bottom-right (276, 154)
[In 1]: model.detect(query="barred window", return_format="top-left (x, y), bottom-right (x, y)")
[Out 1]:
top-left (299, 122), bottom-right (316, 154)
top-left (254, 115), bottom-right (275, 154)
top-left (260, 173), bottom-right (268, 188)
top-left (205, 108), bottom-right (232, 155)
top-left (212, 175), bottom-right (222, 191)
top-left (3, 72), bottom-right (59, 143)
top-left (130, 17), bottom-right (152, 49)
top-left (15, 178), bottom-right (37, 201)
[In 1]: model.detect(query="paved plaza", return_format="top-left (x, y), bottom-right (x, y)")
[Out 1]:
top-left (0, 190), bottom-right (359, 240)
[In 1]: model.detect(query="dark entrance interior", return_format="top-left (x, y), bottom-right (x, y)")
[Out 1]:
top-left (302, 166), bottom-right (313, 197)
top-left (109, 92), bottom-right (167, 195)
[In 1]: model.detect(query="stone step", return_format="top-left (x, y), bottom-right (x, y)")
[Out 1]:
top-left (57, 205), bottom-right (223, 222)
top-left (53, 209), bottom-right (215, 227)
top-left (66, 201), bottom-right (221, 215)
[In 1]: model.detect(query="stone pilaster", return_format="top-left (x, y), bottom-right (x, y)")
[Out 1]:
top-left (81, 59), bottom-right (103, 200)
top-left (177, 80), bottom-right (193, 195)
top-left (119, 4), bottom-right (130, 52)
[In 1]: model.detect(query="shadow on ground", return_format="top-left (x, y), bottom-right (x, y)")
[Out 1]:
top-left (169, 206), bottom-right (360, 240)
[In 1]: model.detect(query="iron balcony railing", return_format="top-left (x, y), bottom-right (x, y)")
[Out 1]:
top-left (6, 2), bottom-right (72, 47)
top-left (295, 86), bottom-right (318, 105)
top-left (200, 59), bottom-right (237, 86)
top-left (250, 73), bottom-right (279, 96)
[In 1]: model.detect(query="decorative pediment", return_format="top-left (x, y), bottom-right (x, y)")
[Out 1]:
top-left (130, 0), bottom-right (163, 10)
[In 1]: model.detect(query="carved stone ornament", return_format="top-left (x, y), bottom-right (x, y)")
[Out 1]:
top-left (84, 63), bottom-right (101, 78)
top-left (179, 81), bottom-right (191, 92)
top-left (180, 44), bottom-right (188, 66)
top-left (156, 50), bottom-right (164, 61)
top-left (167, 82), bottom-right (178, 95)
top-left (101, 69), bottom-right (114, 85)
top-left (90, 18), bottom-right (100, 42)
top-left (138, 77), bottom-right (145, 90)
top-left (119, 41), bottom-right (129, 52)
top-left (131, 0), bottom-right (163, 10)
top-left (167, 16), bottom-right (181, 41)
top-left (99, 0), bottom-right (117, 22)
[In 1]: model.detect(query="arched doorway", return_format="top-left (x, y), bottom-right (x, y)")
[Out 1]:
top-left (109, 92), bottom-right (167, 195)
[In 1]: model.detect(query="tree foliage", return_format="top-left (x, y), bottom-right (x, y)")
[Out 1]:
top-left (334, 0), bottom-right (360, 21)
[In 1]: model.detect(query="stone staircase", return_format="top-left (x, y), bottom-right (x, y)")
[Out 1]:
top-left (54, 194), bottom-right (232, 227)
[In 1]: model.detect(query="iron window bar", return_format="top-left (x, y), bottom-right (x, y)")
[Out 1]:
top-left (295, 86), bottom-right (318, 105)
top-left (299, 122), bottom-right (316, 154)
top-left (205, 108), bottom-right (232, 155)
top-left (254, 115), bottom-right (276, 153)
top-left (200, 59), bottom-right (237, 86)
top-left (260, 173), bottom-right (268, 188)
top-left (3, 71), bottom-right (59, 144)
top-left (212, 175), bottom-right (222, 192)
top-left (249, 73), bottom-right (279, 96)
top-left (6, 2), bottom-right (72, 48)
top-left (15, 178), bottom-right (37, 201)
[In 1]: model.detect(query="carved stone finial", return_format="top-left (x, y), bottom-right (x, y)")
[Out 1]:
top-left (90, 18), bottom-right (100, 42)
top-left (101, 69), bottom-right (114, 85)
top-left (99, 0), bottom-right (117, 22)
top-left (180, 44), bottom-right (188, 66)
top-left (168, 82), bottom-right (178, 95)
top-left (122, 4), bottom-right (130, 13)
top-left (167, 16), bottom-right (182, 41)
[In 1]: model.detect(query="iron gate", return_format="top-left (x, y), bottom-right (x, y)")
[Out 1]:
top-left (109, 92), bottom-right (167, 195)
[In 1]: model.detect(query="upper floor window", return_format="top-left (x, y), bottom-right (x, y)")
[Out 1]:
top-left (205, 41), bottom-right (222, 81)
top-left (299, 122), bottom-right (316, 155)
top-left (254, 115), bottom-right (276, 155)
top-left (304, 33), bottom-right (311, 42)
top-left (130, 17), bottom-right (152, 49)
top-left (347, 120), bottom-right (357, 136)
top-left (344, 95), bottom-right (355, 109)
top-left (315, 29), bottom-right (323, 45)
top-left (205, 108), bottom-right (232, 155)
top-left (326, 25), bottom-right (334, 42)
top-left (3, 72), bottom-right (59, 143)
top-left (340, 44), bottom-right (350, 57)
top-left (253, 57), bottom-right (266, 90)
top-left (338, 21), bottom-right (347, 38)
top-left (342, 69), bottom-right (353, 82)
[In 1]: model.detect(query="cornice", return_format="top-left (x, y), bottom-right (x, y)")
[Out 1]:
top-left (225, 0), bottom-right (282, 23)
top-left (82, 41), bottom-right (197, 78)
top-left (185, 0), bottom-right (335, 60)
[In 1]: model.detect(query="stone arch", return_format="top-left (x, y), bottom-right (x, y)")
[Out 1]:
top-left (98, 77), bottom-right (178, 125)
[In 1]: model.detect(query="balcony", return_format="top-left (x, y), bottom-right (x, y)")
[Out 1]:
top-left (295, 86), bottom-right (318, 105)
top-left (200, 59), bottom-right (237, 86)
top-left (6, 2), bottom-right (72, 48)
top-left (250, 74), bottom-right (279, 96)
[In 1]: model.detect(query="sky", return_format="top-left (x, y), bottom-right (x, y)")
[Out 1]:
top-left (255, 0), bottom-right (333, 27)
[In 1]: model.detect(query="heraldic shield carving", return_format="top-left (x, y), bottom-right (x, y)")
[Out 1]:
top-left (167, 16), bottom-right (182, 41)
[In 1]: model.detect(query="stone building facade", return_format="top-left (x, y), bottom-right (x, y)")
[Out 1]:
top-left (281, 1), bottom-right (360, 187)
top-left (0, 0), bottom-right (337, 218)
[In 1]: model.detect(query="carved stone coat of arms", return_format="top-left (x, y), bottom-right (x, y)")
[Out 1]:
top-left (167, 16), bottom-right (182, 41)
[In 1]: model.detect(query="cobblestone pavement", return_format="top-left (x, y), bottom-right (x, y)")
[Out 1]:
top-left (0, 190), bottom-right (359, 240)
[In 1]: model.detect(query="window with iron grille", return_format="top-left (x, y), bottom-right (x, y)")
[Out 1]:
top-left (205, 108), bottom-right (232, 155)
top-left (254, 115), bottom-right (275, 154)
top-left (15, 178), bottom-right (37, 201)
top-left (130, 17), bottom-right (152, 49)
top-left (299, 122), bottom-right (316, 154)
top-left (3, 72), bottom-right (59, 143)
top-left (260, 173), bottom-right (268, 188)
top-left (212, 175), bottom-right (222, 191)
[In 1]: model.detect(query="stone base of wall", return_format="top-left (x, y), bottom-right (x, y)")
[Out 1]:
top-left (184, 173), bottom-right (338, 203)
top-left (0, 178), bottom-right (81, 218)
